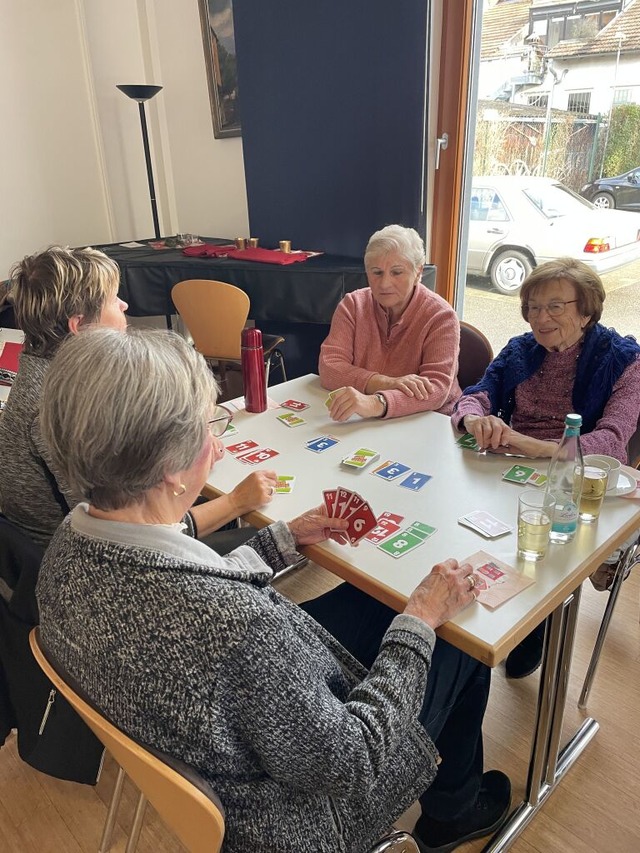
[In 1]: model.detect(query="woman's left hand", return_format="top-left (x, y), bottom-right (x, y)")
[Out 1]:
top-left (328, 387), bottom-right (383, 421)
top-left (487, 428), bottom-right (556, 459)
top-left (288, 506), bottom-right (350, 546)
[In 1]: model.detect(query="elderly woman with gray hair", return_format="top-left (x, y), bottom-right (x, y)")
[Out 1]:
top-left (36, 327), bottom-right (511, 853)
top-left (319, 224), bottom-right (461, 421)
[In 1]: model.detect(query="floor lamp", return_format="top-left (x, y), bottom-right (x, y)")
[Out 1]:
top-left (116, 84), bottom-right (163, 239)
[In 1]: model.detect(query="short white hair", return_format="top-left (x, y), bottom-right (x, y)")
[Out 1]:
top-left (40, 327), bottom-right (218, 510)
top-left (364, 224), bottom-right (425, 269)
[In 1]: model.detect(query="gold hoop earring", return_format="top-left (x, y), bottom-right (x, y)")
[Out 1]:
top-left (173, 484), bottom-right (186, 497)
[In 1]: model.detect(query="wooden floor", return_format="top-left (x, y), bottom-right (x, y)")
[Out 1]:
top-left (1, 562), bottom-right (638, 852)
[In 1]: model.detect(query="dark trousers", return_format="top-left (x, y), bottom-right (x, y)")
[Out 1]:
top-left (301, 583), bottom-right (490, 820)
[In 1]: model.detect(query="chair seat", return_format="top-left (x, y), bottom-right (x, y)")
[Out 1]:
top-left (263, 334), bottom-right (285, 357)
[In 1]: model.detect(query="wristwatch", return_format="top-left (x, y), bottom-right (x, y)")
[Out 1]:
top-left (374, 393), bottom-right (388, 418)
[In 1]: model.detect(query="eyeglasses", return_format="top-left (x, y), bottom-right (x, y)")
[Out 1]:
top-left (207, 405), bottom-right (234, 438)
top-left (526, 300), bottom-right (578, 318)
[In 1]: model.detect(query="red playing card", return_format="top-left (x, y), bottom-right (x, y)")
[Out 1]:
top-left (365, 521), bottom-right (402, 544)
top-left (377, 512), bottom-right (404, 526)
top-left (345, 502), bottom-right (378, 545)
top-left (334, 487), bottom-right (355, 519)
top-left (281, 399), bottom-right (309, 411)
top-left (238, 447), bottom-right (279, 465)
top-left (341, 491), bottom-right (365, 520)
top-left (227, 440), bottom-right (259, 455)
top-left (323, 489), bottom-right (338, 517)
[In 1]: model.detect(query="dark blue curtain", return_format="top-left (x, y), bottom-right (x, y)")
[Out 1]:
top-left (234, 1), bottom-right (428, 258)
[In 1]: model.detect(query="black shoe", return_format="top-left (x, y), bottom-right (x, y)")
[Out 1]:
top-left (505, 621), bottom-right (546, 679)
top-left (414, 770), bottom-right (511, 853)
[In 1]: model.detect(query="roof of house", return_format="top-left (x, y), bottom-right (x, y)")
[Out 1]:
top-left (547, 0), bottom-right (640, 59)
top-left (481, 1), bottom-right (532, 60)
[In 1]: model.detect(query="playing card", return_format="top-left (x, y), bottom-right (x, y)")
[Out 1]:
top-left (341, 491), bottom-right (365, 519)
top-left (458, 510), bottom-right (512, 538)
top-left (306, 435), bottom-right (339, 453)
top-left (323, 489), bottom-right (338, 517)
top-left (456, 433), bottom-right (481, 451)
top-left (372, 461), bottom-right (411, 481)
top-left (324, 390), bottom-right (339, 409)
top-left (281, 399), bottom-right (309, 411)
top-left (398, 471), bottom-right (432, 491)
top-left (238, 447), bottom-right (279, 465)
top-left (274, 475), bottom-right (295, 494)
top-left (345, 502), bottom-right (378, 544)
top-left (527, 471), bottom-right (548, 488)
top-left (405, 521), bottom-right (437, 540)
top-left (502, 464), bottom-right (536, 484)
top-left (227, 439), bottom-right (259, 455)
top-left (378, 530), bottom-right (426, 558)
top-left (364, 512), bottom-right (405, 544)
top-left (334, 487), bottom-right (356, 519)
top-left (341, 448), bottom-right (380, 470)
top-left (222, 422), bottom-right (238, 437)
top-left (277, 412), bottom-right (306, 428)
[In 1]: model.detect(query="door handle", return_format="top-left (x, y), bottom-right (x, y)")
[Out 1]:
top-left (486, 227), bottom-right (505, 234)
top-left (435, 133), bottom-right (449, 170)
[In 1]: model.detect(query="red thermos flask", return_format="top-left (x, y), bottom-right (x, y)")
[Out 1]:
top-left (241, 327), bottom-right (267, 413)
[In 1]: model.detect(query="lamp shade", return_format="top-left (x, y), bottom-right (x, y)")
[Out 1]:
top-left (116, 84), bottom-right (163, 103)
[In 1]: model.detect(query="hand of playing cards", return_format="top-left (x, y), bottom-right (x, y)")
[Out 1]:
top-left (323, 487), bottom-right (378, 545)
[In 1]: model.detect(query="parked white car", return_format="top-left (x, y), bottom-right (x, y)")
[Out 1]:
top-left (466, 176), bottom-right (640, 294)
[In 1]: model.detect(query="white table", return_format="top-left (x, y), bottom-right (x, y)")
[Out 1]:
top-left (204, 375), bottom-right (640, 851)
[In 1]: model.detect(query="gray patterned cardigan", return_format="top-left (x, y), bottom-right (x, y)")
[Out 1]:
top-left (36, 505), bottom-right (439, 853)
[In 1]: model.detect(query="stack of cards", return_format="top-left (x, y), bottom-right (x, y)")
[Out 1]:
top-left (502, 464), bottom-right (548, 487)
top-left (365, 512), bottom-right (404, 544)
top-left (458, 510), bottom-right (512, 539)
top-left (277, 412), bottom-right (306, 428)
top-left (306, 435), bottom-right (340, 453)
top-left (323, 487), bottom-right (378, 545)
top-left (341, 448), bottom-right (380, 470)
top-left (281, 399), bottom-right (309, 412)
top-left (226, 440), bottom-right (280, 465)
top-left (377, 521), bottom-right (437, 558)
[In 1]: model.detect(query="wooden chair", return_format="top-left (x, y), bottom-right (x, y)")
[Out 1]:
top-left (171, 279), bottom-right (286, 388)
top-left (457, 321), bottom-right (493, 390)
top-left (29, 628), bottom-right (225, 853)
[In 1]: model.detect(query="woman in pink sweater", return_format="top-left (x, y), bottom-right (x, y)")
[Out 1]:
top-left (319, 225), bottom-right (461, 421)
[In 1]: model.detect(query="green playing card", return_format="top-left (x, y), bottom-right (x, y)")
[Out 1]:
top-left (406, 521), bottom-right (437, 540)
top-left (502, 464), bottom-right (536, 484)
top-left (456, 433), bottom-right (481, 451)
top-left (378, 530), bottom-right (426, 558)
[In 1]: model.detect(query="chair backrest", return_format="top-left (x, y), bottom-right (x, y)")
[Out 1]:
top-left (458, 321), bottom-right (494, 391)
top-left (627, 415), bottom-right (640, 468)
top-left (29, 628), bottom-right (225, 853)
top-left (171, 279), bottom-right (250, 360)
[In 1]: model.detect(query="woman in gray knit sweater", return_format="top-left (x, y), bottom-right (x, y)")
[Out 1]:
top-left (36, 328), bottom-right (510, 853)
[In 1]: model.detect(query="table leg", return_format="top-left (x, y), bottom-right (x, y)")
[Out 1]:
top-left (482, 586), bottom-right (599, 852)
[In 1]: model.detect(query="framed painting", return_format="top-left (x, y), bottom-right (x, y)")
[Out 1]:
top-left (198, 0), bottom-right (241, 138)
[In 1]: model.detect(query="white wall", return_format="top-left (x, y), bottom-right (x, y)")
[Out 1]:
top-left (0, 0), bottom-right (249, 277)
top-left (0, 0), bottom-right (111, 274)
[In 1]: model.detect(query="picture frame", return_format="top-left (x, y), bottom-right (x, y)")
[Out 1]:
top-left (198, 0), bottom-right (241, 139)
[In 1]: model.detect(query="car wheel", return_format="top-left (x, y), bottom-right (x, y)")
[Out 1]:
top-left (592, 191), bottom-right (615, 209)
top-left (489, 249), bottom-right (533, 295)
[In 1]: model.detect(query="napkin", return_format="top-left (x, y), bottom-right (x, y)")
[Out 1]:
top-left (225, 248), bottom-right (313, 265)
top-left (182, 244), bottom-right (236, 258)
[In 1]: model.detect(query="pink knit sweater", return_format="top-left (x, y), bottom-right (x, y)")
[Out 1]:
top-left (319, 286), bottom-right (461, 418)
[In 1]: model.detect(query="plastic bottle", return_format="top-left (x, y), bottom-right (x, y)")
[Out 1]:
top-left (241, 327), bottom-right (267, 413)
top-left (546, 413), bottom-right (584, 544)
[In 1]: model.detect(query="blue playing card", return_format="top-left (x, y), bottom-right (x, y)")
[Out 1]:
top-left (306, 436), bottom-right (339, 453)
top-left (398, 471), bottom-right (432, 491)
top-left (373, 461), bottom-right (411, 481)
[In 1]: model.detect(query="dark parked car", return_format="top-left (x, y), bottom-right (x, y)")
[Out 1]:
top-left (580, 168), bottom-right (640, 211)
